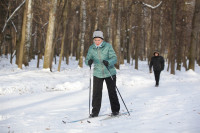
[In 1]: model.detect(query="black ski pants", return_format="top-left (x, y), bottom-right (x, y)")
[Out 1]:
top-left (92, 75), bottom-right (120, 115)
top-left (154, 70), bottom-right (161, 85)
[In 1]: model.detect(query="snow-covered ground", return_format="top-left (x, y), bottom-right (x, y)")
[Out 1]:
top-left (0, 56), bottom-right (200, 133)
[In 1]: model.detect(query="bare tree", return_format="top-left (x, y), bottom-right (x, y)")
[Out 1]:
top-left (188, 0), bottom-right (200, 70)
top-left (114, 0), bottom-right (121, 69)
top-left (43, 0), bottom-right (57, 69)
top-left (58, 0), bottom-right (68, 71)
top-left (169, 0), bottom-right (177, 74)
top-left (176, 0), bottom-right (187, 71)
top-left (18, 0), bottom-right (33, 69)
top-left (106, 0), bottom-right (113, 43)
top-left (78, 0), bottom-right (86, 68)
top-left (134, 2), bottom-right (142, 70)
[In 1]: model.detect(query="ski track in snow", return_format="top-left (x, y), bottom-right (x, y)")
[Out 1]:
top-left (0, 57), bottom-right (200, 133)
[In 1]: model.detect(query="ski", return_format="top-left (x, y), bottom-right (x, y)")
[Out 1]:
top-left (100, 111), bottom-right (131, 121)
top-left (62, 113), bottom-right (110, 124)
top-left (63, 111), bottom-right (132, 124)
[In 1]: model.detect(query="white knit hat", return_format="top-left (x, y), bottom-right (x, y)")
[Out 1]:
top-left (93, 29), bottom-right (104, 39)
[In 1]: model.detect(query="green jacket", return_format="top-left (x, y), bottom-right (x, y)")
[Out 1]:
top-left (85, 41), bottom-right (117, 78)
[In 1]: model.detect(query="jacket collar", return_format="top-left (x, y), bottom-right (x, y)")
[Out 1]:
top-left (92, 41), bottom-right (106, 49)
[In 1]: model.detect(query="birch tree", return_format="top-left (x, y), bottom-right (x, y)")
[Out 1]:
top-left (23, 0), bottom-right (33, 66)
top-left (18, 0), bottom-right (33, 69)
top-left (78, 0), bottom-right (86, 68)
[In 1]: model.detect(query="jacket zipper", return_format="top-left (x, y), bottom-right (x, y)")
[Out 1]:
top-left (97, 47), bottom-right (105, 77)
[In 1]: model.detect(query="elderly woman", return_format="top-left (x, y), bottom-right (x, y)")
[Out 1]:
top-left (85, 29), bottom-right (120, 117)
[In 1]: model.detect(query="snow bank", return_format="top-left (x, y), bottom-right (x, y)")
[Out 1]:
top-left (0, 56), bottom-right (89, 95)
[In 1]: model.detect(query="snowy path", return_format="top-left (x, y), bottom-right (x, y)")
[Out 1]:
top-left (0, 59), bottom-right (200, 133)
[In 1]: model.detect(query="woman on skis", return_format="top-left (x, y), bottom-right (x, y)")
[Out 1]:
top-left (85, 29), bottom-right (120, 117)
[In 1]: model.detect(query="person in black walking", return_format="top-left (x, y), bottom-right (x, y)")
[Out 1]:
top-left (85, 29), bottom-right (120, 117)
top-left (149, 51), bottom-right (165, 87)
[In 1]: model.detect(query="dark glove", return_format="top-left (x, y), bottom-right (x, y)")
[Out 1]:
top-left (88, 59), bottom-right (93, 67)
top-left (103, 60), bottom-right (109, 67)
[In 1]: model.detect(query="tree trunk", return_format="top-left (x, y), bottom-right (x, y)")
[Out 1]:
top-left (126, 13), bottom-right (130, 63)
top-left (197, 32), bottom-right (200, 66)
top-left (106, 0), bottom-right (112, 42)
top-left (114, 0), bottom-right (121, 69)
top-left (94, 1), bottom-right (99, 30)
top-left (134, 3), bottom-right (142, 70)
top-left (182, 45), bottom-right (188, 71)
top-left (10, 24), bottom-right (17, 64)
top-left (120, 23), bottom-right (125, 65)
top-left (176, 32), bottom-right (182, 71)
top-left (70, 25), bottom-right (74, 58)
top-left (18, 0), bottom-right (33, 69)
top-left (78, 0), bottom-right (86, 68)
top-left (15, 3), bottom-right (23, 65)
top-left (32, 24), bottom-right (37, 60)
top-left (170, 0), bottom-right (176, 74)
top-left (49, 0), bottom-right (65, 71)
top-left (176, 0), bottom-right (187, 71)
top-left (76, 33), bottom-right (81, 61)
top-left (37, 32), bottom-right (42, 68)
top-left (188, 0), bottom-right (200, 70)
top-left (58, 0), bottom-right (68, 71)
top-left (23, 0), bottom-right (33, 66)
top-left (158, 6), bottom-right (163, 56)
top-left (43, 0), bottom-right (57, 69)
top-left (74, 5), bottom-right (80, 61)
top-left (148, 9), bottom-right (154, 65)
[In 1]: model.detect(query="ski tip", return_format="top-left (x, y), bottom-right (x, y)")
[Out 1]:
top-left (62, 120), bottom-right (66, 124)
top-left (87, 120), bottom-right (91, 123)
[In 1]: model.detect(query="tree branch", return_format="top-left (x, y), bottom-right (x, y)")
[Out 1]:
top-left (2, 0), bottom-right (26, 33)
top-left (11, 20), bottom-right (17, 32)
top-left (142, 1), bottom-right (162, 9)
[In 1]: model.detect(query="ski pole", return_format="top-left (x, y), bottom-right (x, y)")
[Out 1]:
top-left (105, 66), bottom-right (130, 116)
top-left (89, 66), bottom-right (92, 116)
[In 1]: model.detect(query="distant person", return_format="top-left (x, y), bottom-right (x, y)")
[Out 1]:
top-left (149, 51), bottom-right (165, 87)
top-left (85, 29), bottom-right (120, 117)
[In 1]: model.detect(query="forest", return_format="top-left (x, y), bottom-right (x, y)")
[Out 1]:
top-left (0, 0), bottom-right (200, 74)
